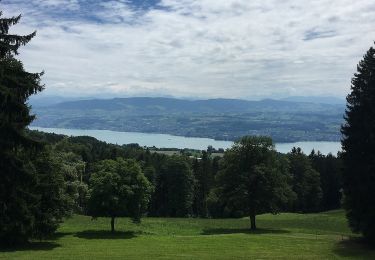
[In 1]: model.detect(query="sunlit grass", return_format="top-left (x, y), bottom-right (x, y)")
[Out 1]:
top-left (1, 210), bottom-right (374, 259)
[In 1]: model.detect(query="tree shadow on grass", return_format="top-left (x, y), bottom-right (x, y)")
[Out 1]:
top-left (333, 237), bottom-right (375, 258)
top-left (0, 232), bottom-right (72, 252)
top-left (47, 231), bottom-right (74, 240)
top-left (0, 242), bottom-right (60, 252)
top-left (74, 230), bottom-right (137, 240)
top-left (202, 228), bottom-right (290, 236)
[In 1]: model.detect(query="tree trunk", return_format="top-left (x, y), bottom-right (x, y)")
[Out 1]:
top-left (250, 214), bottom-right (256, 230)
top-left (111, 216), bottom-right (115, 233)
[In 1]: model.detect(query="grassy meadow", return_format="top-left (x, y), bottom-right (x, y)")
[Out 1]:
top-left (1, 210), bottom-right (374, 259)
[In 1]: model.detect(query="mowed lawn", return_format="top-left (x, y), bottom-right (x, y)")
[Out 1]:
top-left (1, 210), bottom-right (374, 259)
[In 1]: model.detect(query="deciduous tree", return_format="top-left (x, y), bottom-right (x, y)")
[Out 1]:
top-left (217, 136), bottom-right (293, 230)
top-left (87, 158), bottom-right (152, 232)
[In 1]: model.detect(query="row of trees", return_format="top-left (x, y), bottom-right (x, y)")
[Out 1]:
top-left (26, 131), bottom-right (343, 232)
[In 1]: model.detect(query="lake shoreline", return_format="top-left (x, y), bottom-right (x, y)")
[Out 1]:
top-left (30, 124), bottom-right (342, 143)
top-left (29, 126), bottom-right (342, 155)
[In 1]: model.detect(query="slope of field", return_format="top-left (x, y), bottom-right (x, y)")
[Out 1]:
top-left (1, 210), bottom-right (374, 259)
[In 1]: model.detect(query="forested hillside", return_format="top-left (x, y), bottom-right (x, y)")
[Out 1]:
top-left (30, 97), bottom-right (344, 142)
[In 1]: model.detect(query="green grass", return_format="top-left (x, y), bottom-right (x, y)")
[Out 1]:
top-left (1, 210), bottom-right (374, 259)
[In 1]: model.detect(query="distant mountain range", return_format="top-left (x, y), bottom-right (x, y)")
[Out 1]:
top-left (29, 95), bottom-right (94, 107)
top-left (30, 96), bottom-right (345, 143)
top-left (29, 95), bottom-right (346, 107)
top-left (30, 96), bottom-right (345, 113)
top-left (280, 96), bottom-right (345, 105)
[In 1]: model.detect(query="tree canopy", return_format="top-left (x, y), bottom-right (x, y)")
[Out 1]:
top-left (0, 11), bottom-right (41, 244)
top-left (0, 11), bottom-right (74, 244)
top-left (341, 43), bottom-right (375, 242)
top-left (217, 136), bottom-right (294, 230)
top-left (288, 148), bottom-right (322, 213)
top-left (150, 156), bottom-right (195, 217)
top-left (87, 158), bottom-right (152, 232)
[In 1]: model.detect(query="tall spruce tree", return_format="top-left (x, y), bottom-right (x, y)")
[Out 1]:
top-left (193, 151), bottom-right (213, 217)
top-left (0, 11), bottom-right (72, 245)
top-left (151, 156), bottom-right (195, 217)
top-left (309, 151), bottom-right (342, 211)
top-left (0, 11), bottom-right (44, 245)
top-left (341, 44), bottom-right (375, 242)
top-left (288, 148), bottom-right (322, 213)
top-left (0, 12), bottom-right (40, 148)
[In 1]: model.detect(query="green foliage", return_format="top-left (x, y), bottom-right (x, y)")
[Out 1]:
top-left (0, 55), bottom-right (43, 151)
top-left (309, 151), bottom-right (343, 210)
top-left (26, 129), bottom-right (65, 144)
top-left (143, 165), bottom-right (156, 185)
top-left (0, 13), bottom-right (36, 57)
top-left (0, 12), bottom-right (45, 245)
top-left (217, 136), bottom-right (294, 229)
top-left (0, 147), bottom-right (79, 243)
top-left (51, 150), bottom-right (88, 213)
top-left (151, 156), bottom-right (195, 217)
top-left (0, 12), bottom-right (81, 244)
top-left (288, 148), bottom-right (322, 212)
top-left (26, 130), bottom-right (345, 220)
top-left (192, 151), bottom-right (214, 217)
top-left (30, 150), bottom-right (78, 240)
top-left (341, 44), bottom-right (375, 242)
top-left (87, 158), bottom-right (152, 231)
top-left (0, 151), bottom-right (38, 244)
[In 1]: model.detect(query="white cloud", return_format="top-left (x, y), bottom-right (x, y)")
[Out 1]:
top-left (2, 0), bottom-right (375, 99)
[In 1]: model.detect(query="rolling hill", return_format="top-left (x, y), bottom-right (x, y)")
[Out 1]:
top-left (30, 97), bottom-right (345, 142)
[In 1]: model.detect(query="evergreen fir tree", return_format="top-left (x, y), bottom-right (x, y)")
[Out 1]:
top-left (288, 148), bottom-right (322, 213)
top-left (0, 11), bottom-right (60, 244)
top-left (0, 11), bottom-right (41, 149)
top-left (194, 151), bottom-right (213, 217)
top-left (341, 43), bottom-right (375, 242)
top-left (0, 13), bottom-right (35, 56)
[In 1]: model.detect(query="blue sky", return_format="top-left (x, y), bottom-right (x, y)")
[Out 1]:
top-left (2, 0), bottom-right (375, 99)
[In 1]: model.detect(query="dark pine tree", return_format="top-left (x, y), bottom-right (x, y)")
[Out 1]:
top-left (341, 43), bottom-right (375, 242)
top-left (288, 148), bottom-right (322, 213)
top-left (151, 156), bottom-right (195, 217)
top-left (309, 151), bottom-right (343, 211)
top-left (0, 12), bottom-right (43, 244)
top-left (193, 151), bottom-right (213, 217)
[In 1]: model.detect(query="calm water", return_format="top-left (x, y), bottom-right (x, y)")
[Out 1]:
top-left (29, 127), bottom-right (342, 155)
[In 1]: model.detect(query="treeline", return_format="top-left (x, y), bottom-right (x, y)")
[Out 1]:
top-left (28, 131), bottom-right (343, 221)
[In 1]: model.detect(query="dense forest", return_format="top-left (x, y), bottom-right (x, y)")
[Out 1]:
top-left (27, 130), bottom-right (343, 225)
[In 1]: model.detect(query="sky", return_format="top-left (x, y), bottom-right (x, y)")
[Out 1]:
top-left (2, 0), bottom-right (375, 99)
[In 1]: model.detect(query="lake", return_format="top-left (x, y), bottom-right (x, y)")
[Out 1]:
top-left (29, 127), bottom-right (342, 155)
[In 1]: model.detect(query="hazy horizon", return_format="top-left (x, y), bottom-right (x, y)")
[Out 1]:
top-left (29, 93), bottom-right (346, 103)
